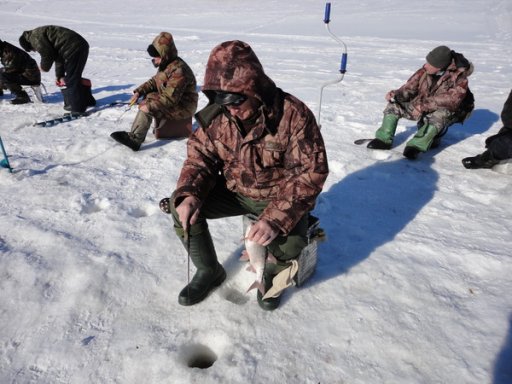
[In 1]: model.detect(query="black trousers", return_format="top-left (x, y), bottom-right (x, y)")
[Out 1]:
top-left (487, 129), bottom-right (512, 160)
top-left (63, 44), bottom-right (89, 113)
top-left (0, 70), bottom-right (39, 94)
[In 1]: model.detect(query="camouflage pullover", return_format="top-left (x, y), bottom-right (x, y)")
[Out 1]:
top-left (20, 26), bottom-right (88, 79)
top-left (134, 32), bottom-right (198, 120)
top-left (174, 40), bottom-right (328, 235)
top-left (393, 51), bottom-right (473, 120)
top-left (0, 40), bottom-right (40, 84)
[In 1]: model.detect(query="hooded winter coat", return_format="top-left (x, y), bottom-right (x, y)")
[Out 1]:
top-left (133, 32), bottom-right (198, 120)
top-left (174, 40), bottom-right (328, 235)
top-left (19, 25), bottom-right (88, 79)
top-left (393, 51), bottom-right (474, 120)
top-left (0, 40), bottom-right (40, 84)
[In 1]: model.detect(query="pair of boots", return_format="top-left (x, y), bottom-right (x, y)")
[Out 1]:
top-left (177, 226), bottom-right (282, 311)
top-left (367, 114), bottom-right (439, 159)
top-left (110, 110), bottom-right (151, 151)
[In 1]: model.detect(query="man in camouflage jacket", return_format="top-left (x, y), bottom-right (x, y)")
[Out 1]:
top-left (462, 89), bottom-right (512, 169)
top-left (110, 32), bottom-right (198, 151)
top-left (367, 45), bottom-right (474, 159)
top-left (19, 25), bottom-right (94, 113)
top-left (0, 39), bottom-right (41, 104)
top-left (160, 40), bottom-right (328, 310)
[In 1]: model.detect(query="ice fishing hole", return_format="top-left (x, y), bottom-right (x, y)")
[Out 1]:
top-left (182, 343), bottom-right (217, 369)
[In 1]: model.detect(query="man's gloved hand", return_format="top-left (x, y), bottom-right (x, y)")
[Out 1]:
top-left (387, 91), bottom-right (405, 104)
top-left (393, 92), bottom-right (405, 103)
top-left (406, 99), bottom-right (424, 120)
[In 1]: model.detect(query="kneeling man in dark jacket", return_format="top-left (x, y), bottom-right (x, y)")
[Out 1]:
top-left (0, 38), bottom-right (41, 104)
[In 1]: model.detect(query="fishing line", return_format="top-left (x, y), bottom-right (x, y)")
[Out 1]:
top-left (115, 100), bottom-right (137, 124)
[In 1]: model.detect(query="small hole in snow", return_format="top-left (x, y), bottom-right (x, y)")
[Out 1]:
top-left (182, 343), bottom-right (217, 369)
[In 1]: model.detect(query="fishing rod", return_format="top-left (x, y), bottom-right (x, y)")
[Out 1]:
top-left (115, 98), bottom-right (138, 124)
top-left (317, 2), bottom-right (348, 128)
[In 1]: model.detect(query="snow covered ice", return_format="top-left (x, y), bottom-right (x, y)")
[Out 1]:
top-left (0, 0), bottom-right (511, 383)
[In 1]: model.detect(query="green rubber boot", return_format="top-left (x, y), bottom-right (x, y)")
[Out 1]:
top-left (256, 261), bottom-right (292, 311)
top-left (403, 124), bottom-right (438, 159)
top-left (367, 114), bottom-right (399, 149)
top-left (177, 227), bottom-right (226, 306)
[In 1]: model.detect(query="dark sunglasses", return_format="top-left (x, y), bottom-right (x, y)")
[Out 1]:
top-left (214, 92), bottom-right (247, 107)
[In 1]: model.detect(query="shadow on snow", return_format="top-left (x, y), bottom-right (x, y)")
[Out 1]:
top-left (40, 83), bottom-right (135, 105)
top-left (311, 108), bottom-right (499, 287)
top-left (493, 313), bottom-right (512, 384)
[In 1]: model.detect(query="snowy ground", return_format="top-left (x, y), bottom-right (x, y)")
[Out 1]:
top-left (1, 1), bottom-right (511, 383)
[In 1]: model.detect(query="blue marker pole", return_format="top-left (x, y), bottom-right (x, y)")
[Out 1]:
top-left (318, 2), bottom-right (348, 127)
top-left (0, 136), bottom-right (13, 173)
top-left (324, 2), bottom-right (331, 23)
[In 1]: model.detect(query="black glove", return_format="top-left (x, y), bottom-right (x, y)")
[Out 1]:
top-left (159, 197), bottom-right (172, 214)
top-left (393, 93), bottom-right (405, 103)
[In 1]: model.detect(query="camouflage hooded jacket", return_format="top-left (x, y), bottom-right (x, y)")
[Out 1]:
top-left (134, 32), bottom-right (198, 120)
top-left (393, 51), bottom-right (474, 119)
top-left (0, 40), bottom-right (40, 84)
top-left (174, 40), bottom-right (329, 235)
top-left (20, 25), bottom-right (88, 79)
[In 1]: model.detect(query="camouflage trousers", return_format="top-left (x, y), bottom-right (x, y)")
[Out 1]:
top-left (129, 110), bottom-right (191, 143)
top-left (170, 177), bottom-right (308, 262)
top-left (384, 101), bottom-right (465, 136)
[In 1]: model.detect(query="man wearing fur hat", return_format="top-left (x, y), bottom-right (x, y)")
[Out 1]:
top-left (0, 38), bottom-right (41, 104)
top-left (367, 45), bottom-right (474, 159)
top-left (110, 32), bottom-right (198, 151)
top-left (159, 40), bottom-right (328, 310)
